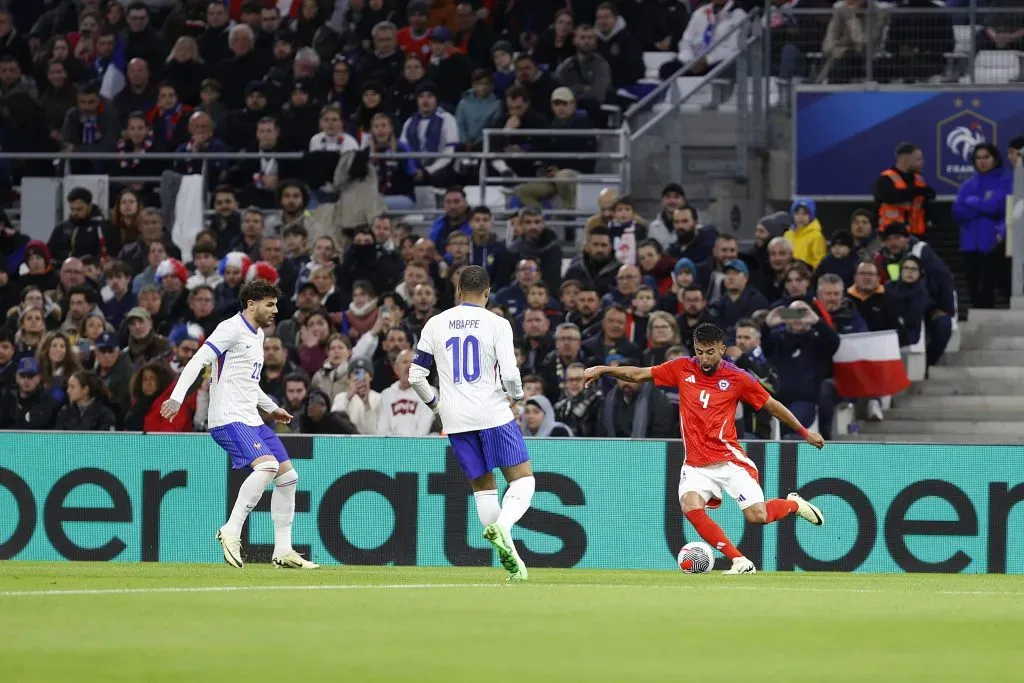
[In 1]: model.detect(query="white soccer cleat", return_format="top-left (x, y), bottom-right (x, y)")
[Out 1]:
top-left (483, 523), bottom-right (529, 582)
top-left (788, 492), bottom-right (825, 526)
top-left (866, 399), bottom-right (884, 422)
top-left (272, 551), bottom-right (319, 569)
top-left (722, 556), bottom-right (756, 575)
top-left (216, 529), bottom-right (243, 568)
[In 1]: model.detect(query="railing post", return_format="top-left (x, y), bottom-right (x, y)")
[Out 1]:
top-left (620, 127), bottom-right (631, 195)
top-left (479, 130), bottom-right (489, 199)
top-left (865, 1), bottom-right (875, 82)
top-left (736, 45), bottom-right (750, 180)
top-left (968, 0), bottom-right (977, 84)
top-left (751, 17), bottom-right (765, 147)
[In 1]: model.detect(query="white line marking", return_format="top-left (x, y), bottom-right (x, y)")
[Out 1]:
top-left (0, 582), bottom-right (1021, 598)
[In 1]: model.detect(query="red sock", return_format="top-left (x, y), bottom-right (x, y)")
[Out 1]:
top-left (684, 509), bottom-right (741, 560)
top-left (765, 498), bottom-right (799, 523)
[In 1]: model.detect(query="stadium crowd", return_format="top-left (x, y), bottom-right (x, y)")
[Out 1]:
top-left (0, 1), bottom-right (1018, 441)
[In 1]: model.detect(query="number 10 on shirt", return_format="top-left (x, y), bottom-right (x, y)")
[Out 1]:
top-left (446, 335), bottom-right (480, 384)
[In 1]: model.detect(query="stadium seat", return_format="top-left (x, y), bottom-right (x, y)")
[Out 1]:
top-left (414, 186), bottom-right (440, 209)
top-left (464, 185), bottom-right (507, 211)
top-left (643, 51), bottom-right (676, 80)
top-left (952, 25), bottom-right (973, 56)
top-left (902, 321), bottom-right (927, 382)
top-left (676, 77), bottom-right (716, 110)
top-left (973, 50), bottom-right (1023, 83)
top-left (718, 77), bottom-right (782, 112)
top-left (834, 403), bottom-right (855, 437)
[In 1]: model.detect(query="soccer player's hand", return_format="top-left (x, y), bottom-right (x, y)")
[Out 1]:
top-left (582, 366), bottom-right (605, 389)
top-left (805, 431), bottom-right (825, 449)
top-left (160, 399), bottom-right (181, 421)
top-left (269, 408), bottom-right (293, 424)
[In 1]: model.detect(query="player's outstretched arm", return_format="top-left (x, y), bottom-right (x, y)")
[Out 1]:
top-left (583, 365), bottom-right (653, 388)
top-left (409, 354), bottom-right (439, 413)
top-left (162, 342), bottom-right (220, 420)
top-left (763, 397), bottom-right (825, 449)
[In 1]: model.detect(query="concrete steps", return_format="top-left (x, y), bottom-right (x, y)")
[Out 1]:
top-left (897, 394), bottom-right (1024, 410)
top-left (946, 351), bottom-right (1024, 366)
top-left (837, 432), bottom-right (1021, 444)
top-left (959, 334), bottom-right (1024, 351)
top-left (906, 378), bottom-right (1023, 396)
top-left (885, 406), bottom-right (1022, 422)
top-left (928, 365), bottom-right (1024, 380)
top-left (854, 418), bottom-right (1024, 439)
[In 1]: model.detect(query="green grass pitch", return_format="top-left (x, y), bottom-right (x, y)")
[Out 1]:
top-left (1, 563), bottom-right (1022, 683)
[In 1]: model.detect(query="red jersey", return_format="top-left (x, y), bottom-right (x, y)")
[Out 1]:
top-left (651, 357), bottom-right (770, 479)
top-left (397, 27), bottom-right (433, 65)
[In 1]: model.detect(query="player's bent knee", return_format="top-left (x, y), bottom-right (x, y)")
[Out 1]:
top-left (275, 469), bottom-right (298, 486)
top-left (253, 459), bottom-right (280, 476)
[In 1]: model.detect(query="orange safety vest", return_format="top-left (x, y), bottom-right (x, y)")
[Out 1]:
top-left (878, 169), bottom-right (928, 235)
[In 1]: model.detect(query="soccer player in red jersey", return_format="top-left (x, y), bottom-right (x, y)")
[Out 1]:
top-left (584, 322), bottom-right (826, 574)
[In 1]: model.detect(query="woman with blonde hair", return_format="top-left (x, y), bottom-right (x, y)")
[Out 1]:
top-left (643, 311), bottom-right (682, 366)
top-left (164, 35), bottom-right (207, 106)
top-left (368, 112), bottom-right (416, 211)
top-left (37, 330), bottom-right (83, 404)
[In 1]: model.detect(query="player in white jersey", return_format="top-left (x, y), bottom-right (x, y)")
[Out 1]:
top-left (160, 279), bottom-right (318, 569)
top-left (409, 266), bottom-right (534, 582)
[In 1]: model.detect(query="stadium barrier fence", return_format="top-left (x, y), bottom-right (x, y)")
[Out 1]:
top-left (2, 433), bottom-right (1022, 573)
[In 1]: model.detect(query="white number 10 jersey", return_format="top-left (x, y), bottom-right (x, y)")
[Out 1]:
top-left (413, 303), bottom-right (522, 434)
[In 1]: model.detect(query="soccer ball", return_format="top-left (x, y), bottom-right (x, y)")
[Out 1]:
top-left (677, 542), bottom-right (715, 574)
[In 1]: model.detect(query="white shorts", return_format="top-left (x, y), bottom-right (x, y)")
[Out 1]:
top-left (678, 462), bottom-right (765, 511)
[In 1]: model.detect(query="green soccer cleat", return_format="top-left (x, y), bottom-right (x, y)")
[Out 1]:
top-left (483, 523), bottom-right (528, 582)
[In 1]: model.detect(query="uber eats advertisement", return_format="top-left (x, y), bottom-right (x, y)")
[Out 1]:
top-left (2, 434), bottom-right (1022, 573)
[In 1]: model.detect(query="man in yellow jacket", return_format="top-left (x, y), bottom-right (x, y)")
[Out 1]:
top-left (784, 197), bottom-right (826, 268)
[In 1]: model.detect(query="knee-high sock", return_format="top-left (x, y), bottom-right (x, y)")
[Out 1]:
top-left (473, 489), bottom-right (501, 526)
top-left (223, 462), bottom-right (277, 537)
top-left (496, 476), bottom-right (535, 529)
top-left (765, 498), bottom-right (798, 523)
top-left (685, 509), bottom-right (742, 560)
top-left (272, 469), bottom-right (299, 556)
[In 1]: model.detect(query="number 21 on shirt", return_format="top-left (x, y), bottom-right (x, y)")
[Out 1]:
top-left (446, 335), bottom-right (480, 384)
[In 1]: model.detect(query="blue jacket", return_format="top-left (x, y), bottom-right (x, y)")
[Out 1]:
top-left (952, 166), bottom-right (1009, 253)
top-left (469, 236), bottom-right (513, 288)
top-left (428, 214), bottom-right (471, 245)
top-left (768, 321), bottom-right (840, 403)
top-left (886, 278), bottom-right (930, 346)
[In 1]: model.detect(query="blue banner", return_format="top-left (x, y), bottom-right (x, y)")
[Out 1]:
top-left (1, 434), bottom-right (1022, 573)
top-left (794, 88), bottom-right (1024, 197)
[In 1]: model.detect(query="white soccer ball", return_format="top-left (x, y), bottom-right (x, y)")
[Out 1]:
top-left (677, 541), bottom-right (715, 574)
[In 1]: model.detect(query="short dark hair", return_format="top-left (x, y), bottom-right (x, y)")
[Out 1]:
top-left (850, 208), bottom-right (873, 224)
top-left (238, 278), bottom-right (281, 308)
top-left (604, 303), bottom-right (628, 318)
top-left (682, 285), bottom-right (705, 298)
top-left (588, 226), bottom-right (611, 240)
top-left (505, 84), bottom-right (530, 104)
top-left (352, 279), bottom-right (376, 296)
top-left (693, 322), bottom-right (724, 346)
top-left (513, 53), bottom-right (536, 66)
top-left (190, 284), bottom-right (215, 299)
top-left (77, 80), bottom-right (101, 96)
top-left (736, 317), bottom-right (757, 330)
top-left (895, 142), bottom-right (919, 157)
top-left (127, 2), bottom-right (149, 15)
top-left (677, 205), bottom-right (698, 221)
top-left (470, 68), bottom-right (491, 83)
top-left (284, 371), bottom-right (310, 388)
top-left (469, 205), bottom-right (491, 219)
top-left (257, 116), bottom-right (279, 128)
top-left (459, 265), bottom-right (490, 294)
top-left (445, 186), bottom-right (466, 198)
top-left (68, 285), bottom-right (95, 304)
top-left (105, 260), bottom-right (133, 279)
top-left (67, 187), bottom-right (92, 204)
top-left (613, 195), bottom-right (634, 210)
top-left (597, 2), bottom-right (618, 15)
top-left (213, 185), bottom-right (236, 199)
top-left (638, 238), bottom-right (663, 254)
top-left (240, 0), bottom-right (262, 14)
top-left (283, 223), bottom-right (309, 239)
top-left (71, 370), bottom-right (106, 400)
top-left (278, 178), bottom-right (308, 204)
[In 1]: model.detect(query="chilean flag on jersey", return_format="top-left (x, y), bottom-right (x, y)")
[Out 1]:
top-left (832, 330), bottom-right (911, 398)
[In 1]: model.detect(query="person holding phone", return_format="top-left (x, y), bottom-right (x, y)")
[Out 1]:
top-left (329, 357), bottom-right (381, 435)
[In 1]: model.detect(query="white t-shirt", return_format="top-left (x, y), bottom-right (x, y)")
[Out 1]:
top-left (411, 303), bottom-right (522, 434)
top-left (376, 383), bottom-right (435, 436)
top-left (171, 312), bottom-right (278, 428)
top-left (308, 132), bottom-right (360, 153)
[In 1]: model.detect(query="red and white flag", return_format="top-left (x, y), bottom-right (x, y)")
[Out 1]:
top-left (832, 330), bottom-right (911, 398)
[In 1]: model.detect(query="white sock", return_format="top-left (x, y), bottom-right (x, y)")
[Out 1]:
top-left (473, 489), bottom-right (501, 526)
top-left (222, 462), bottom-right (278, 537)
top-left (496, 476), bottom-right (535, 530)
top-left (272, 469), bottom-right (299, 557)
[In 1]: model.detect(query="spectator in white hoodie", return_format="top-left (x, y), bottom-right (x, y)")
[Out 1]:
top-left (661, 0), bottom-right (747, 79)
top-left (376, 349), bottom-right (434, 436)
top-left (331, 357), bottom-right (381, 434)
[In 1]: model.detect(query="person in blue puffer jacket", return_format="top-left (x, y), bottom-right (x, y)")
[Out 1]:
top-left (952, 142), bottom-right (1010, 309)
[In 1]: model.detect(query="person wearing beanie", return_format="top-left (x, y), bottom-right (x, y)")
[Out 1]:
top-left (784, 197), bottom-right (826, 269)
top-left (648, 182), bottom-right (687, 247)
top-left (813, 229), bottom-right (859, 289)
top-left (747, 210), bottom-right (790, 283)
top-left (489, 40), bottom-right (516, 97)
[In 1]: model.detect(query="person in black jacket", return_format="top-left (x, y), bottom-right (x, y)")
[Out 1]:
top-left (216, 24), bottom-right (271, 109)
top-left (507, 209), bottom-right (563, 293)
top-left (48, 187), bottom-right (114, 263)
top-left (563, 227), bottom-right (623, 296)
top-left (847, 261), bottom-right (903, 335)
top-left (594, 2), bottom-right (646, 90)
top-left (707, 260), bottom-right (770, 346)
top-left (55, 369), bottom-right (116, 431)
top-left (428, 27), bottom-right (474, 111)
top-left (731, 318), bottom-right (779, 439)
top-left (0, 357), bottom-right (59, 429)
top-left (513, 53), bottom-right (558, 120)
top-left (488, 85), bottom-right (549, 180)
top-left (814, 229), bottom-right (859, 289)
top-left (338, 227), bottom-right (403, 303)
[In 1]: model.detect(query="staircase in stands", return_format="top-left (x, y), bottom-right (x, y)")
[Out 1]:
top-left (855, 298), bottom-right (1024, 444)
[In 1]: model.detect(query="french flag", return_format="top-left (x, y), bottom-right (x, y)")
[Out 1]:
top-left (99, 38), bottom-right (127, 101)
top-left (832, 330), bottom-right (911, 398)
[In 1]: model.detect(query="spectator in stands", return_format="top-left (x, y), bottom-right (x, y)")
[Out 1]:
top-left (699, 234), bottom-right (739, 302)
top-left (300, 387), bottom-right (356, 434)
top-left (848, 260), bottom-right (902, 335)
top-left (488, 85), bottom-right (549, 182)
top-left (0, 9), bottom-right (31, 74)
top-left (884, 254), bottom-right (929, 347)
top-left (467, 206), bottom-right (512, 287)
top-left (0, 52), bottom-right (36, 102)
top-left (676, 284), bottom-right (710, 348)
top-left (643, 312), bottom-right (683, 366)
top-left (232, 118), bottom-right (293, 209)
top-left (392, 53), bottom-right (428, 123)
top-left (60, 286), bottom-right (100, 338)
top-left (129, 360), bottom-right (196, 432)
top-left (492, 257), bottom-right (543, 318)
top-left (953, 142), bottom-right (1010, 310)
top-left (602, 264), bottom-right (642, 307)
top-left (47, 187), bottom-right (112, 264)
top-left (607, 196), bottom-right (648, 267)
top-left (38, 330), bottom-right (81, 404)
top-left (426, 187), bottom-right (469, 245)
top-left (0, 357), bottom-right (59, 430)
top-left (55, 369), bottom-right (115, 430)
top-left (174, 111), bottom-right (230, 185)
top-left (730, 318), bottom-right (778, 440)
top-left (849, 208), bottom-right (881, 260)
top-left (564, 227), bottom-right (622, 297)
top-left (554, 23), bottom-right (612, 111)
top-left (256, 334), bottom-right (292, 403)
top-left (198, 1), bottom-right (232, 65)
top-left (708, 259), bottom-right (770, 344)
top-left (521, 307), bottom-right (555, 371)
top-left (14, 305), bottom-right (47, 359)
top-left (307, 265), bottom-right (344, 321)
top-left (426, 27), bottom-right (473, 110)
top-left (553, 362), bottom-right (601, 436)
top-left (637, 239), bottom-right (677, 295)
top-left (297, 309), bottom-right (332, 374)
top-left (123, 2), bottom-right (167, 73)
top-left (747, 210), bottom-right (789, 286)
top-left (40, 60), bottom-right (77, 136)
top-left (873, 221), bottom-right (954, 316)
top-left (594, 2), bottom-right (645, 90)
top-left (325, 56), bottom-right (357, 117)
top-left (534, 9), bottom-right (576, 72)
top-left (666, 206), bottom-right (717, 265)
top-left (217, 24), bottom-right (269, 109)
top-left (364, 113), bottom-right (416, 211)
top-left (774, 261), bottom-right (815, 309)
top-left (61, 80), bottom-right (119, 154)
top-left (513, 53), bottom-right (557, 121)
top-left (817, 273), bottom-right (867, 334)
top-left (537, 322), bottom-right (584, 403)
top-left (310, 333), bottom-right (351, 402)
top-left (814, 229), bottom-right (858, 288)
top-left (180, 284), bottom-right (219, 337)
top-left (147, 82), bottom-right (193, 152)
top-left (7, 286), bottom-right (57, 335)
top-left (648, 183), bottom-right (687, 248)
top-left (456, 69), bottom-right (502, 151)
top-left (583, 305), bottom-right (641, 365)
top-left (822, 0), bottom-right (888, 83)
top-left (98, 259), bottom-right (139, 327)
top-left (124, 305), bottom-right (170, 367)
top-left (674, 0), bottom-right (747, 78)
top-left (401, 81), bottom-right (459, 187)
top-left (92, 331), bottom-right (132, 419)
top-left (521, 394), bottom-right (573, 437)
top-left (764, 300), bottom-right (840, 437)
top-left (131, 239), bottom-right (165, 295)
top-left (18, 242), bottom-right (58, 295)
top-left (490, 40), bottom-right (516, 97)
top-left (975, 0), bottom-right (1024, 52)
top-left (164, 37), bottom-right (207, 108)
top-left (784, 197), bottom-right (826, 269)
top-left (874, 142), bottom-right (934, 235)
top-left (397, 0), bottom-right (433, 64)
top-left (331, 357), bottom-right (381, 434)
top-left (361, 22), bottom-right (405, 96)
top-left (508, 208), bottom-right (562, 292)
top-left (600, 353), bottom-right (677, 438)
top-left (376, 348), bottom-right (434, 435)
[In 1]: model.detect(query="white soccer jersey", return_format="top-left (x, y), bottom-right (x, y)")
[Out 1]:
top-left (170, 312), bottom-right (278, 428)
top-left (411, 303), bottom-right (522, 434)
